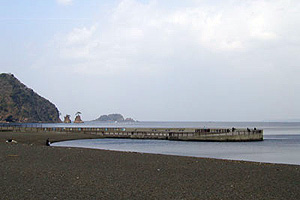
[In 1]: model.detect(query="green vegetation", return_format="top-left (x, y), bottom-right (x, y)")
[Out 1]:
top-left (0, 73), bottom-right (61, 123)
top-left (95, 113), bottom-right (135, 122)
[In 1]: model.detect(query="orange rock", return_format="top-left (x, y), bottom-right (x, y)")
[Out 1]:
top-left (74, 115), bottom-right (84, 123)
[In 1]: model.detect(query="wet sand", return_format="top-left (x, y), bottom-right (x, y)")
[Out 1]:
top-left (0, 131), bottom-right (299, 199)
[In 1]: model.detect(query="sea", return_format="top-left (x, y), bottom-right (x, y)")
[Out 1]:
top-left (42, 121), bottom-right (300, 165)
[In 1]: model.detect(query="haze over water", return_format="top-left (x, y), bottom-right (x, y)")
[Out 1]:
top-left (51, 121), bottom-right (300, 165)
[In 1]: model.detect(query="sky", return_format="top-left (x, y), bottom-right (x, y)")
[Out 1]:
top-left (1, 0), bottom-right (300, 121)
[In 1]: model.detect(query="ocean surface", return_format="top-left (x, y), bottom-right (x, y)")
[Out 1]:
top-left (45, 121), bottom-right (300, 165)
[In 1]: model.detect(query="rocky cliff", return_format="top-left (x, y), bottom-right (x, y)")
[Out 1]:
top-left (0, 73), bottom-right (61, 123)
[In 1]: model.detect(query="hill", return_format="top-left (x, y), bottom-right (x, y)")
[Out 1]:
top-left (0, 73), bottom-right (61, 123)
top-left (95, 114), bottom-right (135, 122)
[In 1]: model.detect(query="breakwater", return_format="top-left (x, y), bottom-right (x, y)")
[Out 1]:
top-left (0, 126), bottom-right (263, 141)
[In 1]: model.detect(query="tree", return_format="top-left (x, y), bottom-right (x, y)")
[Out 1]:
top-left (5, 115), bottom-right (15, 122)
top-left (75, 112), bottom-right (81, 116)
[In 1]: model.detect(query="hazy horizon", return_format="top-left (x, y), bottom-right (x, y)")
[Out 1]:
top-left (1, 0), bottom-right (300, 121)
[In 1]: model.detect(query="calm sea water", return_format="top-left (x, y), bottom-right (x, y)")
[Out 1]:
top-left (48, 121), bottom-right (300, 165)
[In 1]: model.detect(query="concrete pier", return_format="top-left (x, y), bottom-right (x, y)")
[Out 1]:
top-left (0, 126), bottom-right (263, 141)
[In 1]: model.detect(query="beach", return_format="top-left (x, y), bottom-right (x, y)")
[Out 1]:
top-left (0, 131), bottom-right (299, 200)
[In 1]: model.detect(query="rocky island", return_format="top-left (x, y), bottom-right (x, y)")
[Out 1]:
top-left (94, 113), bottom-right (136, 122)
top-left (0, 73), bottom-right (61, 123)
top-left (74, 114), bottom-right (84, 123)
top-left (63, 115), bottom-right (71, 123)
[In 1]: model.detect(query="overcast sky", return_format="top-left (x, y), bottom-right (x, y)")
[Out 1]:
top-left (1, 0), bottom-right (300, 121)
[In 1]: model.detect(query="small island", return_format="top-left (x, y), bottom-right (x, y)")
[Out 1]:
top-left (94, 113), bottom-right (136, 122)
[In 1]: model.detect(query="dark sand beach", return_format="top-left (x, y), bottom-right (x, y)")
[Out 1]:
top-left (0, 131), bottom-right (299, 200)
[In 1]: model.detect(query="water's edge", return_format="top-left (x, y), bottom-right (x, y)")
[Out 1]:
top-left (52, 134), bottom-right (300, 166)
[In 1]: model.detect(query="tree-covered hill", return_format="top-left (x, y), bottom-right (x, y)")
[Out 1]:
top-left (0, 73), bottom-right (61, 123)
top-left (95, 114), bottom-right (135, 122)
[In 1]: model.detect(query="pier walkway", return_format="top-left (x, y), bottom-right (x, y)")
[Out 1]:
top-left (0, 126), bottom-right (263, 141)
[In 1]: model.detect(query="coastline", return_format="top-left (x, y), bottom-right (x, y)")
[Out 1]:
top-left (1, 131), bottom-right (299, 199)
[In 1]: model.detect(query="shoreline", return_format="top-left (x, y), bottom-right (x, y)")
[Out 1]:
top-left (51, 137), bottom-right (300, 167)
top-left (1, 131), bottom-right (300, 199)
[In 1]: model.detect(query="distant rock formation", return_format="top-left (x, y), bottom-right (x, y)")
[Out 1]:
top-left (94, 114), bottom-right (136, 122)
top-left (0, 73), bottom-right (61, 123)
top-left (64, 115), bottom-right (71, 123)
top-left (124, 118), bottom-right (135, 122)
top-left (74, 115), bottom-right (84, 123)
